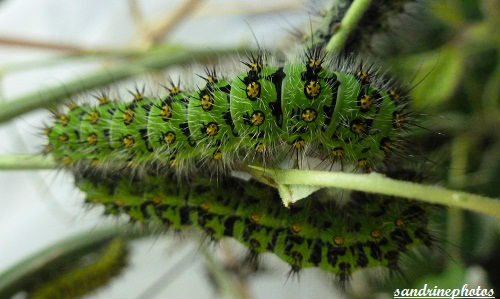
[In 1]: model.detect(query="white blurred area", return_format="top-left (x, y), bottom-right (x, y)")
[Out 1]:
top-left (0, 0), bottom-right (342, 298)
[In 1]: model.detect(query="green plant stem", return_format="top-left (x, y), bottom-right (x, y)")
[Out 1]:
top-left (325, 0), bottom-right (372, 53)
top-left (0, 50), bottom-right (144, 75)
top-left (0, 46), bottom-right (246, 123)
top-left (447, 135), bottom-right (471, 259)
top-left (248, 166), bottom-right (500, 220)
top-left (304, 0), bottom-right (350, 48)
top-left (2, 155), bottom-right (497, 220)
top-left (0, 154), bottom-right (56, 170)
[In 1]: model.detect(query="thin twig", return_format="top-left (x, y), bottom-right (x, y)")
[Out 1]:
top-left (0, 36), bottom-right (140, 57)
top-left (147, 0), bottom-right (204, 44)
top-left (190, 0), bottom-right (304, 18)
top-left (136, 246), bottom-right (197, 299)
top-left (128, 0), bottom-right (148, 35)
top-left (0, 36), bottom-right (90, 53)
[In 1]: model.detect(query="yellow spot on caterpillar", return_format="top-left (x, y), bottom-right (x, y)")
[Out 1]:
top-left (301, 108), bottom-right (317, 122)
top-left (114, 199), bottom-right (124, 206)
top-left (250, 111), bottom-right (265, 126)
top-left (251, 212), bottom-right (261, 223)
top-left (351, 120), bottom-right (366, 135)
top-left (43, 127), bottom-right (51, 136)
top-left (67, 102), bottom-right (78, 110)
top-left (334, 235), bottom-right (345, 246)
top-left (356, 71), bottom-right (369, 83)
top-left (359, 94), bottom-right (373, 111)
top-left (207, 75), bottom-right (217, 83)
top-left (201, 94), bottom-right (214, 111)
top-left (163, 132), bottom-right (176, 144)
top-left (389, 90), bottom-right (401, 103)
top-left (212, 151), bottom-right (222, 160)
top-left (246, 81), bottom-right (261, 100)
top-left (371, 229), bottom-right (382, 239)
top-left (161, 105), bottom-right (172, 120)
top-left (291, 224), bottom-right (302, 233)
top-left (255, 142), bottom-right (265, 153)
top-left (332, 147), bottom-right (344, 159)
top-left (293, 138), bottom-right (305, 149)
top-left (200, 202), bottom-right (210, 211)
top-left (308, 58), bottom-right (322, 69)
top-left (88, 111), bottom-right (100, 125)
top-left (122, 135), bottom-right (135, 147)
top-left (305, 80), bottom-right (321, 98)
top-left (395, 218), bottom-right (405, 227)
top-left (168, 86), bottom-right (181, 96)
top-left (91, 158), bottom-right (100, 167)
top-left (357, 158), bottom-right (368, 168)
top-left (249, 63), bottom-right (261, 72)
top-left (153, 195), bottom-right (162, 205)
top-left (123, 109), bottom-right (134, 125)
top-left (98, 96), bottom-right (109, 105)
top-left (205, 123), bottom-right (219, 137)
top-left (133, 92), bottom-right (143, 101)
top-left (380, 137), bottom-right (392, 152)
top-left (62, 156), bottom-right (72, 165)
top-left (87, 133), bottom-right (98, 145)
top-left (59, 133), bottom-right (69, 143)
top-left (58, 115), bottom-right (69, 126)
top-left (393, 112), bottom-right (404, 128)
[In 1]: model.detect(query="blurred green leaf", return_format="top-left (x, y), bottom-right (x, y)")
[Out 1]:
top-left (414, 262), bottom-right (467, 289)
top-left (430, 0), bottom-right (466, 27)
top-left (394, 46), bottom-right (465, 108)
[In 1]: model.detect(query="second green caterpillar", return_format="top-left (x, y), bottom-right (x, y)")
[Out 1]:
top-left (77, 171), bottom-right (432, 285)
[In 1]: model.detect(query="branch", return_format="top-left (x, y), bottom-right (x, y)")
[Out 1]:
top-left (0, 46), bottom-right (247, 123)
top-left (325, 0), bottom-right (372, 53)
top-left (0, 154), bottom-right (56, 170)
top-left (248, 166), bottom-right (500, 220)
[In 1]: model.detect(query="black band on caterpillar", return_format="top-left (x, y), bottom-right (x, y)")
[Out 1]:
top-left (45, 49), bottom-right (410, 176)
top-left (76, 172), bottom-right (433, 286)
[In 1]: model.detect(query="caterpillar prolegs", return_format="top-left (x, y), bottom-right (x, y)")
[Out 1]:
top-left (45, 50), bottom-right (409, 175)
top-left (76, 171), bottom-right (433, 284)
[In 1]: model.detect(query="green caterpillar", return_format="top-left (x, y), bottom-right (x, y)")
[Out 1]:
top-left (76, 171), bottom-right (432, 285)
top-left (45, 49), bottom-right (408, 174)
top-left (8, 238), bottom-right (128, 299)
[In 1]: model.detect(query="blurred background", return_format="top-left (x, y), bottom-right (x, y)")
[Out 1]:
top-left (0, 0), bottom-right (498, 298)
